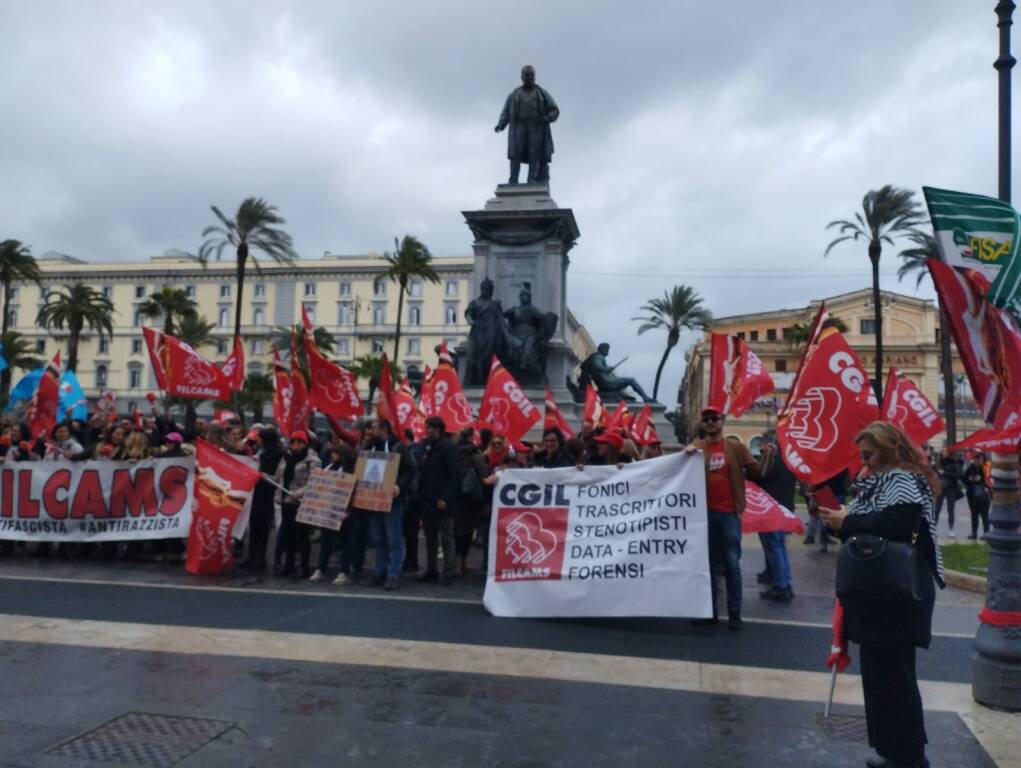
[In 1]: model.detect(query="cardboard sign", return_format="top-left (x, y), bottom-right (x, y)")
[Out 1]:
top-left (351, 450), bottom-right (401, 512)
top-left (296, 469), bottom-right (356, 531)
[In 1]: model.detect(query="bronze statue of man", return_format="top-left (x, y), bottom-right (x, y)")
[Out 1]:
top-left (464, 278), bottom-right (507, 386)
top-left (495, 65), bottom-right (559, 185)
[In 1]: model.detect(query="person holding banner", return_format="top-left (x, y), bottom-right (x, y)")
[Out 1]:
top-left (273, 431), bottom-right (317, 578)
top-left (686, 406), bottom-right (763, 631)
top-left (817, 422), bottom-right (943, 768)
top-left (242, 427), bottom-right (284, 571)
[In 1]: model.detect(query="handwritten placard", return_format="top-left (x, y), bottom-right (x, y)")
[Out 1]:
top-left (296, 469), bottom-right (356, 531)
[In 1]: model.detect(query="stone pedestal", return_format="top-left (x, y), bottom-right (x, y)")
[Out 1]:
top-left (460, 183), bottom-right (580, 393)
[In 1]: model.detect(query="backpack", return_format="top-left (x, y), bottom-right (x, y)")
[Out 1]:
top-left (461, 464), bottom-right (483, 501)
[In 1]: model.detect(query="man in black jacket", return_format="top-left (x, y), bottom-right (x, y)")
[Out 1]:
top-left (418, 416), bottom-right (460, 585)
top-left (366, 418), bottom-right (417, 590)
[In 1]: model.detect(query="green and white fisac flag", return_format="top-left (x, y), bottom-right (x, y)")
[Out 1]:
top-left (923, 186), bottom-right (1021, 317)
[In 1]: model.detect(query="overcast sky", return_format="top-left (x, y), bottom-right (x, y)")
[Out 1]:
top-left (0, 1), bottom-right (1012, 405)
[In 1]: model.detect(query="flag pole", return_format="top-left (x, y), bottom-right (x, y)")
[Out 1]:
top-left (823, 664), bottom-right (839, 718)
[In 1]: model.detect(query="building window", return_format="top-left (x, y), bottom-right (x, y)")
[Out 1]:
top-left (339, 281), bottom-right (351, 297)
top-left (373, 306), bottom-right (385, 325)
top-left (935, 327), bottom-right (941, 343)
top-left (217, 339), bottom-right (228, 355)
top-left (782, 327), bottom-right (792, 340)
top-left (133, 310), bottom-right (143, 327)
top-left (338, 303), bottom-right (353, 326)
top-left (749, 330), bottom-right (759, 341)
top-left (407, 337), bottom-right (420, 355)
top-left (251, 339), bottom-right (264, 354)
top-left (767, 329), bottom-right (777, 341)
top-left (445, 280), bottom-right (458, 297)
top-left (409, 279), bottom-right (423, 298)
top-left (131, 339), bottom-right (142, 354)
top-left (253, 307), bottom-right (264, 326)
top-left (374, 277), bottom-right (387, 297)
top-left (736, 331), bottom-right (745, 340)
top-left (775, 359), bottom-right (787, 372)
top-left (408, 305), bottom-right (421, 326)
top-left (101, 285), bottom-right (112, 299)
top-left (219, 285), bottom-right (230, 298)
top-left (99, 338), bottom-right (110, 355)
top-left (860, 318), bottom-right (876, 335)
top-left (445, 305), bottom-right (458, 325)
top-left (219, 308), bottom-right (230, 327)
top-left (371, 339), bottom-right (384, 353)
top-left (185, 285), bottom-right (195, 298)
top-left (128, 367), bottom-right (142, 389)
top-left (254, 283), bottom-right (265, 298)
top-left (303, 304), bottom-right (316, 325)
top-left (135, 285), bottom-right (146, 299)
top-left (8, 287), bottom-right (18, 301)
top-left (304, 282), bottom-right (316, 297)
top-left (95, 365), bottom-right (108, 388)
top-left (337, 338), bottom-right (350, 355)
top-left (34, 339), bottom-right (45, 353)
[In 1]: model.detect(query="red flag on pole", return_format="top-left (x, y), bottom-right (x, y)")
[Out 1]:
top-left (376, 353), bottom-right (399, 426)
top-left (780, 303), bottom-right (828, 419)
top-left (741, 480), bottom-right (805, 534)
top-left (604, 400), bottom-right (631, 434)
top-left (582, 383), bottom-right (606, 430)
top-left (419, 366), bottom-right (435, 417)
top-left (221, 334), bottom-right (245, 391)
top-left (478, 357), bottom-right (540, 443)
top-left (880, 368), bottom-right (945, 447)
top-left (143, 327), bottom-right (231, 401)
top-left (272, 349), bottom-right (292, 436)
top-left (776, 324), bottom-right (879, 484)
top-left (303, 331), bottom-right (362, 420)
top-left (927, 259), bottom-right (1021, 429)
top-left (826, 599), bottom-right (851, 673)
top-left (186, 438), bottom-right (262, 574)
top-left (28, 351), bottom-right (61, 439)
top-left (708, 333), bottom-right (776, 418)
top-left (425, 343), bottom-right (474, 432)
top-left (544, 387), bottom-right (575, 438)
top-left (631, 404), bottom-right (659, 446)
top-left (950, 423), bottom-right (1021, 453)
top-left (393, 378), bottom-right (426, 441)
top-left (288, 340), bottom-right (311, 436)
top-left (301, 304), bottom-right (314, 333)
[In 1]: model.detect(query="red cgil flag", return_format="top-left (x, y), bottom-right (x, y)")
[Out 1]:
top-left (826, 599), bottom-right (851, 673)
top-left (272, 349), bottom-right (292, 437)
top-left (221, 334), bottom-right (246, 392)
top-left (394, 378), bottom-right (426, 441)
top-left (288, 339), bottom-right (311, 435)
top-left (741, 480), bottom-right (805, 535)
top-left (776, 323), bottom-right (878, 485)
top-left (301, 304), bottom-right (314, 333)
top-left (424, 343), bottom-right (474, 433)
top-left (631, 404), bottom-right (659, 446)
top-left (28, 351), bottom-right (61, 439)
top-left (143, 327), bottom-right (231, 401)
top-left (582, 382), bottom-right (606, 430)
top-left (375, 353), bottom-right (400, 426)
top-left (186, 438), bottom-right (262, 574)
top-left (478, 356), bottom-right (540, 444)
top-left (544, 387), bottom-right (575, 438)
top-left (950, 422), bottom-right (1021, 454)
top-left (419, 365), bottom-right (435, 417)
top-left (880, 367), bottom-right (945, 447)
top-left (708, 333), bottom-right (776, 418)
top-left (928, 259), bottom-right (1021, 429)
top-left (302, 322), bottom-right (362, 420)
top-left (604, 400), bottom-right (632, 434)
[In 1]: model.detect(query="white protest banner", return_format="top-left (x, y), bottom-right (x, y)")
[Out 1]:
top-left (0, 457), bottom-right (194, 542)
top-left (483, 452), bottom-right (711, 618)
top-left (296, 469), bottom-right (356, 530)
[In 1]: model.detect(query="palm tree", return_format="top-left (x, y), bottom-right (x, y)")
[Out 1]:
top-left (897, 230), bottom-right (956, 443)
top-left (239, 372), bottom-right (274, 422)
top-left (380, 235), bottom-right (440, 364)
top-left (0, 331), bottom-right (43, 372)
top-left (199, 198), bottom-right (297, 344)
top-left (272, 324), bottom-right (337, 378)
top-left (786, 316), bottom-right (848, 347)
top-left (0, 240), bottom-right (42, 400)
top-left (825, 185), bottom-right (924, 401)
top-left (350, 353), bottom-right (403, 415)
top-left (176, 314), bottom-right (217, 350)
top-left (36, 283), bottom-right (115, 373)
top-left (631, 285), bottom-right (712, 401)
top-left (139, 286), bottom-right (197, 335)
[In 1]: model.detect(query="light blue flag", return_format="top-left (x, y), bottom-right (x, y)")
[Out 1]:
top-left (59, 369), bottom-right (89, 421)
top-left (6, 368), bottom-right (42, 411)
top-left (0, 341), bottom-right (7, 373)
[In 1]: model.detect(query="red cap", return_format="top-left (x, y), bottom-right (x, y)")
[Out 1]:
top-left (290, 431), bottom-right (309, 444)
top-left (594, 431), bottom-right (624, 450)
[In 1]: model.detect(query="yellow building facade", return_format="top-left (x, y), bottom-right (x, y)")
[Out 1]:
top-left (680, 288), bottom-right (980, 447)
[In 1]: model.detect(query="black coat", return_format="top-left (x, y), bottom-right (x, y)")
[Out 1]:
top-left (417, 435), bottom-right (460, 510)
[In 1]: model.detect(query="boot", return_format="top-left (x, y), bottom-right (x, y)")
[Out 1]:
top-left (728, 611), bottom-right (743, 631)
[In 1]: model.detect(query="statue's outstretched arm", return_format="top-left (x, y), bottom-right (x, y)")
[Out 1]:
top-left (495, 95), bottom-right (512, 132)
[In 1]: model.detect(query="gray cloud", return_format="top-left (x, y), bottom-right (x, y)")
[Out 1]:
top-left (0, 1), bottom-right (1010, 405)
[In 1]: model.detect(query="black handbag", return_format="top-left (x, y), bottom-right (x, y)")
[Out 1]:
top-left (835, 534), bottom-right (922, 602)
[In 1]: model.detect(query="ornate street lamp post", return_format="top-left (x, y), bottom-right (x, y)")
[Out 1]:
top-left (973, 0), bottom-right (1021, 712)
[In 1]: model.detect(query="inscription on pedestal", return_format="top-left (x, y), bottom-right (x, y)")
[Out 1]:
top-left (494, 252), bottom-right (539, 309)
